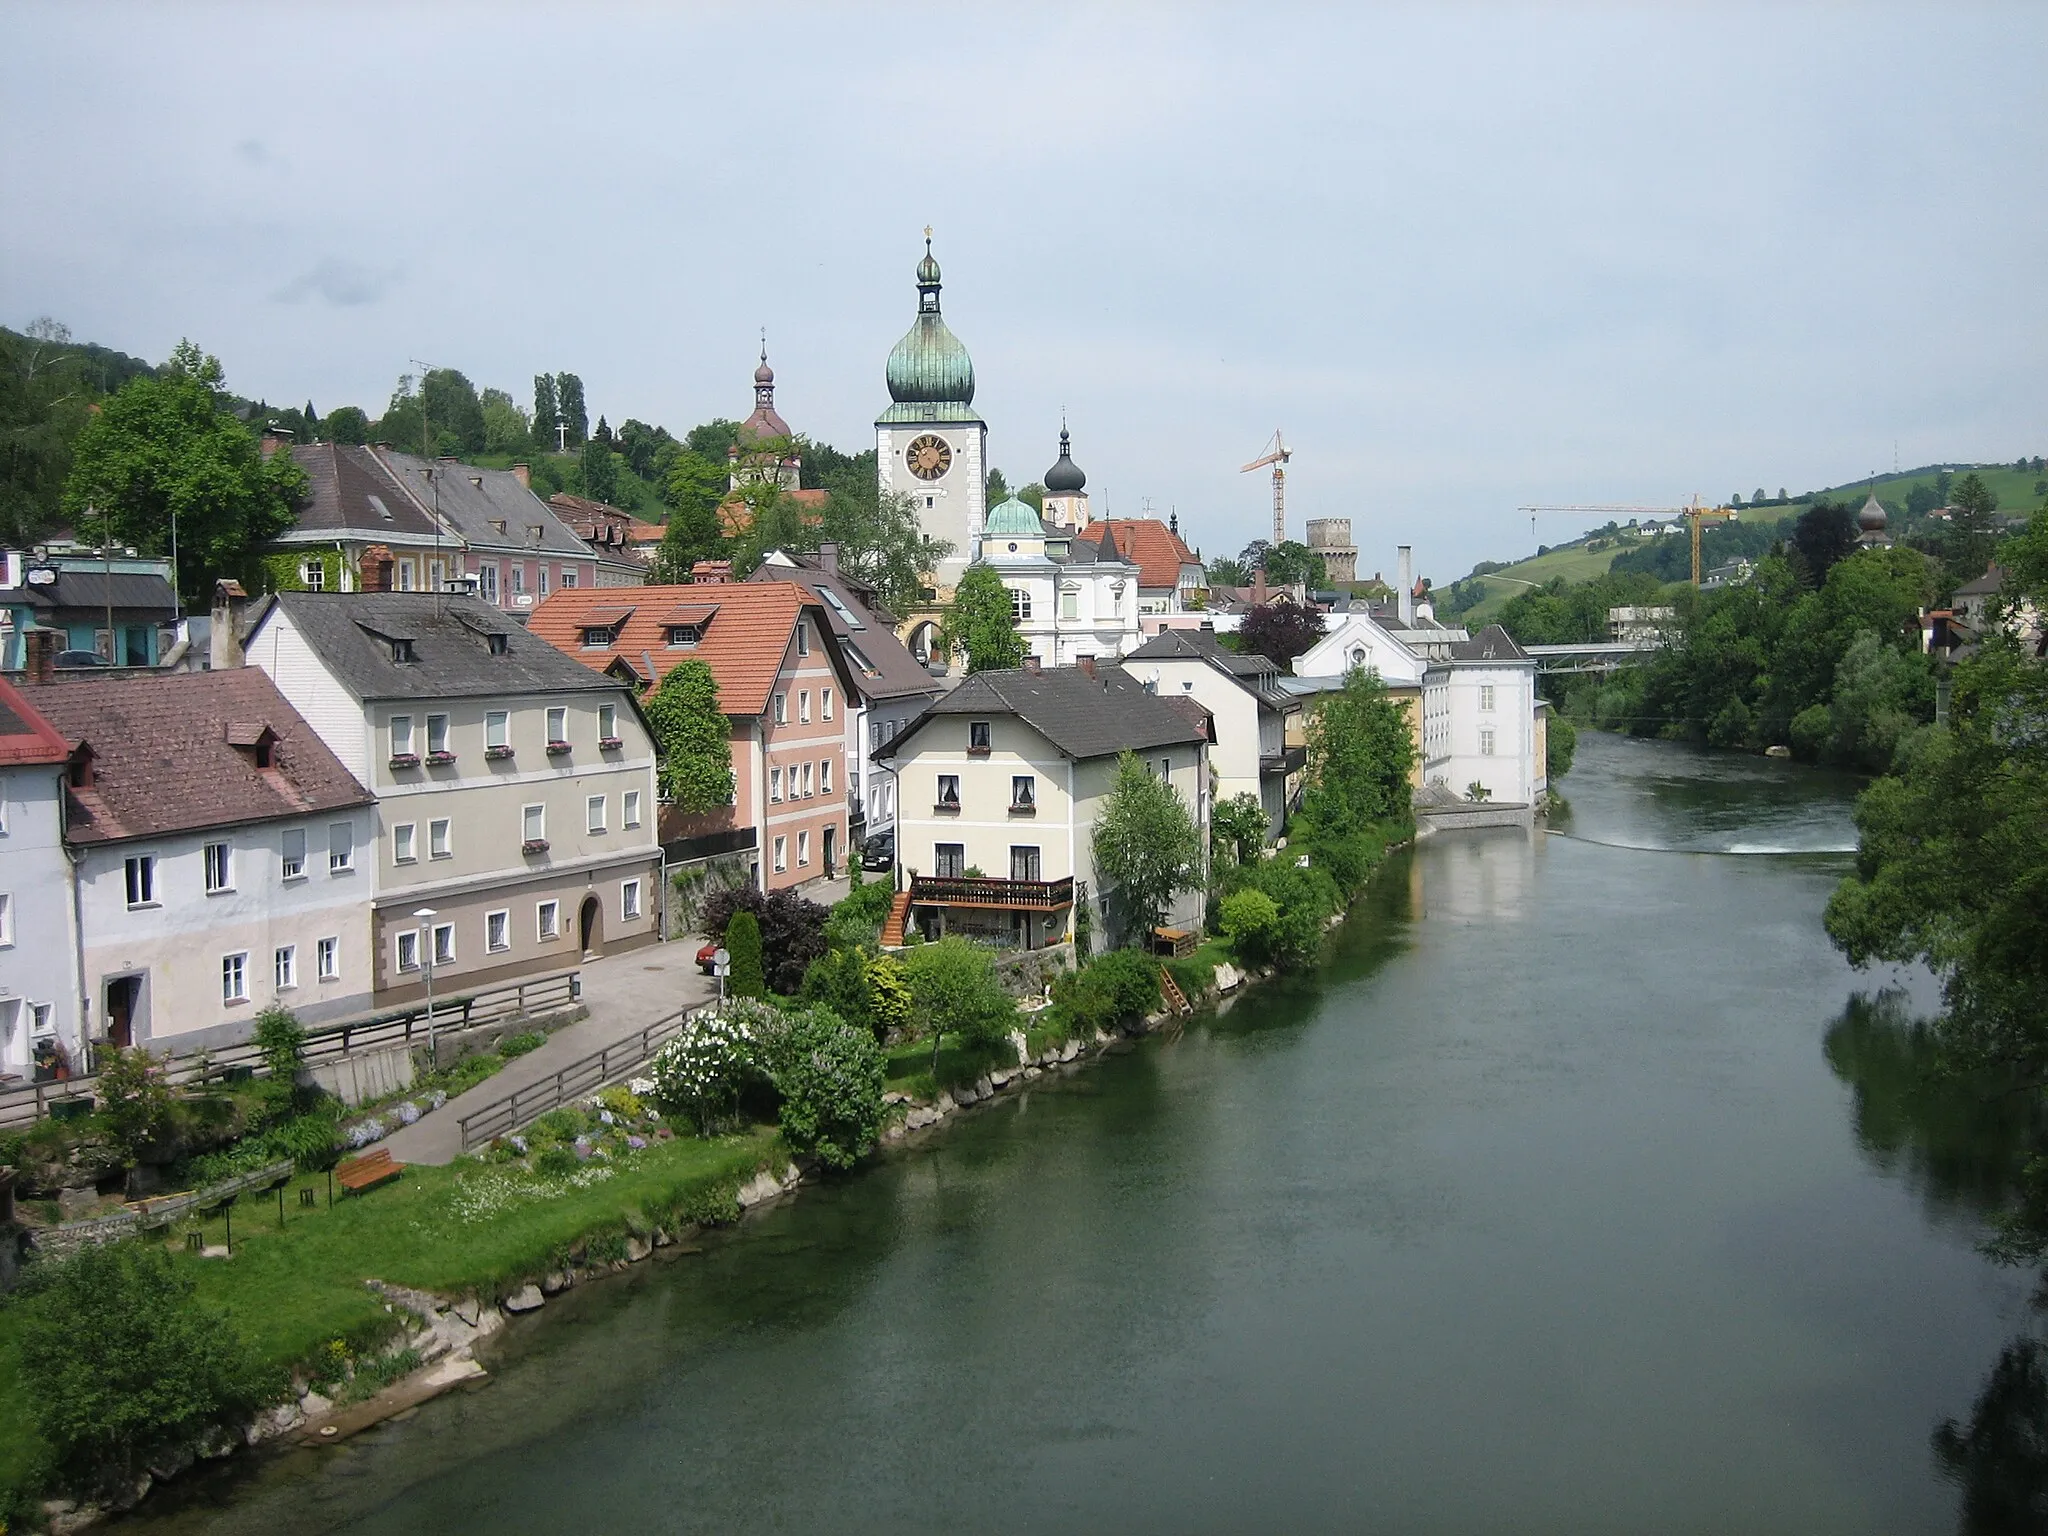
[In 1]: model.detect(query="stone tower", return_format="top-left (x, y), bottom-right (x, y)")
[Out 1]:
top-left (1305, 517), bottom-right (1358, 585)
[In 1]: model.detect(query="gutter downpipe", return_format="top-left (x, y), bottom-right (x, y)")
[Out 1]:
top-left (1066, 759), bottom-right (1078, 951)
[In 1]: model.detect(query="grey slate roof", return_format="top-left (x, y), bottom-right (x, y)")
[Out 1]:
top-left (1447, 624), bottom-right (1531, 663)
top-left (371, 449), bottom-right (590, 559)
top-left (1126, 627), bottom-right (1278, 679)
top-left (254, 591), bottom-right (634, 703)
top-left (281, 442), bottom-right (444, 543)
top-left (1955, 564), bottom-right (2005, 598)
top-left (17, 570), bottom-right (178, 616)
top-left (884, 665), bottom-right (1208, 762)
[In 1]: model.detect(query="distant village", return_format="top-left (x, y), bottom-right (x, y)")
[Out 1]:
top-left (0, 241), bottom-right (1548, 1083)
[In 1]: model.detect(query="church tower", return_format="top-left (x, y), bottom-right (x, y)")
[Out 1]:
top-left (730, 340), bottom-right (800, 493)
top-left (1041, 423), bottom-right (1090, 533)
top-left (876, 234), bottom-right (986, 589)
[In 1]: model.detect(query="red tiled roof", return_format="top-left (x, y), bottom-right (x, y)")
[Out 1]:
top-left (27, 670), bottom-right (372, 845)
top-left (0, 676), bottom-right (71, 765)
top-left (1078, 519), bottom-right (1199, 591)
top-left (529, 582), bottom-right (829, 715)
top-left (625, 518), bottom-right (665, 545)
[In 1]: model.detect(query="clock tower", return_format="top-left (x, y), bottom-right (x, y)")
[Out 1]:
top-left (876, 233), bottom-right (986, 590)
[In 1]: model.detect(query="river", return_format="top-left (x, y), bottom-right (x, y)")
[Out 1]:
top-left (126, 733), bottom-right (2043, 1534)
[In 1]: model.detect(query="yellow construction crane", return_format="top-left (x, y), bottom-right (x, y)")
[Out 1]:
top-left (1241, 431), bottom-right (1291, 548)
top-left (1516, 497), bottom-right (1738, 586)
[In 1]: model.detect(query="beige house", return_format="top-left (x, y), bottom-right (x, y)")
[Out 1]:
top-left (1124, 629), bottom-right (1303, 840)
top-left (239, 591), bottom-right (661, 1002)
top-left (879, 660), bottom-right (1211, 953)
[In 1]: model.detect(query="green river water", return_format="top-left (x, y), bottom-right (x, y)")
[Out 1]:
top-left (124, 732), bottom-right (2043, 1533)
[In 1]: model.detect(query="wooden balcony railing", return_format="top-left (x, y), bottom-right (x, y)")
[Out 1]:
top-left (909, 874), bottom-right (1074, 910)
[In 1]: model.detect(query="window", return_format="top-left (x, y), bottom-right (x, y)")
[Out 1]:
top-left (823, 687), bottom-right (834, 721)
top-left (1480, 685), bottom-right (1496, 711)
top-left (580, 625), bottom-right (615, 649)
top-left (799, 690), bottom-right (811, 724)
top-left (124, 855), bottom-right (156, 907)
top-left (623, 790), bottom-right (642, 829)
top-left (1480, 729), bottom-right (1496, 757)
top-left (934, 842), bottom-right (965, 878)
top-left (537, 900), bottom-right (560, 941)
top-left (328, 823), bottom-right (354, 872)
top-left (773, 835), bottom-right (788, 874)
top-left (937, 773), bottom-right (960, 807)
top-left (523, 804), bottom-right (545, 843)
top-left (203, 841), bottom-right (232, 893)
top-left (820, 758), bottom-right (833, 793)
top-left (774, 693), bottom-right (788, 725)
top-left (969, 720), bottom-right (991, 753)
top-left (598, 702), bottom-right (617, 741)
top-left (802, 762), bottom-right (814, 798)
top-left (432, 924), bottom-right (455, 967)
top-left (511, 564), bottom-right (526, 597)
top-left (796, 620), bottom-right (810, 656)
top-left (429, 818), bottom-right (452, 859)
top-left (222, 952), bottom-right (250, 1003)
top-left (587, 795), bottom-right (607, 833)
top-left (397, 557), bottom-right (417, 592)
top-left (317, 936), bottom-right (339, 980)
top-left (478, 562), bottom-right (500, 603)
top-left (429, 557), bottom-right (445, 590)
top-left (563, 570), bottom-right (578, 589)
top-left (486, 710), bottom-right (510, 751)
top-left (1011, 775), bottom-right (1035, 809)
top-left (1010, 846), bottom-right (1041, 881)
top-left (281, 828), bottom-right (307, 880)
top-left (869, 719), bottom-right (883, 750)
top-left (665, 623), bottom-right (702, 647)
top-left (486, 910), bottom-right (510, 953)
top-left (622, 879), bottom-right (642, 921)
top-left (302, 558), bottom-right (326, 591)
top-left (538, 565), bottom-right (550, 597)
top-left (1060, 589), bottom-right (1078, 621)
top-left (30, 1002), bottom-right (52, 1041)
top-left (1158, 757), bottom-right (1172, 780)
top-left (396, 929), bottom-right (420, 972)
top-left (1009, 587), bottom-right (1031, 621)
top-left (797, 830), bottom-right (810, 866)
top-left (0, 892), bottom-right (11, 946)
top-left (390, 715), bottom-right (415, 759)
top-left (275, 945), bottom-right (297, 991)
top-left (770, 766), bottom-right (784, 803)
top-left (426, 713), bottom-right (450, 755)
top-left (546, 706), bottom-right (568, 745)
top-left (393, 823), bottom-right (417, 863)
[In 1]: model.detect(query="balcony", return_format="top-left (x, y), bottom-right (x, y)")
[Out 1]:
top-left (910, 874), bottom-right (1074, 911)
top-left (1260, 745), bottom-right (1307, 774)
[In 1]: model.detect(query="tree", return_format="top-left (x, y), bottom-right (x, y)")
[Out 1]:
top-left (1218, 888), bottom-right (1282, 966)
top-left (1261, 539), bottom-right (1326, 589)
top-left (985, 467), bottom-right (1010, 507)
top-left (1237, 600), bottom-right (1327, 667)
top-left (1547, 715), bottom-right (1578, 779)
top-left (616, 418), bottom-right (671, 480)
top-left (725, 909), bottom-right (766, 999)
top-left (1211, 790), bottom-right (1270, 865)
top-left (701, 887), bottom-right (830, 994)
top-left (642, 658), bottom-right (735, 811)
top-left (480, 388), bottom-right (529, 455)
top-left (1237, 538), bottom-right (1272, 571)
top-left (1791, 498), bottom-right (1860, 588)
top-left (1205, 557), bottom-right (1250, 588)
top-left (1753, 487), bottom-right (1768, 506)
top-left (820, 485), bottom-right (950, 614)
top-left (420, 368), bottom-right (485, 455)
top-left (768, 1006), bottom-right (886, 1169)
top-left (940, 563), bottom-right (1027, 673)
top-left (1093, 749), bottom-right (1203, 942)
top-left (63, 340), bottom-right (305, 603)
top-left (555, 373), bottom-right (588, 447)
top-left (324, 405), bottom-right (370, 445)
top-left (1302, 665), bottom-right (1417, 834)
top-left (579, 438), bottom-right (620, 505)
top-left (0, 320), bottom-right (100, 544)
top-left (655, 448), bottom-right (731, 581)
top-left (1017, 482), bottom-right (1046, 514)
top-left (532, 374), bottom-right (559, 450)
top-left (19, 1243), bottom-right (264, 1494)
top-left (1946, 471), bottom-right (2000, 582)
top-left (594, 414), bottom-right (613, 447)
top-left (903, 937), bottom-right (1017, 1070)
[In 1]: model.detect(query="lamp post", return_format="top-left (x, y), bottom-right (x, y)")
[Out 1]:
top-left (413, 907), bottom-right (439, 1065)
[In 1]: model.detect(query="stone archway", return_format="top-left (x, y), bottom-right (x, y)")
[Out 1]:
top-left (578, 895), bottom-right (603, 958)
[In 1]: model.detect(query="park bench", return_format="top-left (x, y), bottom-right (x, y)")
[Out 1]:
top-left (334, 1148), bottom-right (404, 1196)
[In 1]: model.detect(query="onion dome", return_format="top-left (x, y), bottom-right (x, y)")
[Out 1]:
top-left (983, 495), bottom-right (1046, 539)
top-left (1043, 426), bottom-right (1086, 493)
top-left (1858, 491), bottom-right (1888, 535)
top-left (886, 235), bottom-right (976, 406)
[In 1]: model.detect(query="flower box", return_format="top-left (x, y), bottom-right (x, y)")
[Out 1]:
top-left (521, 838), bottom-right (550, 855)
top-left (598, 736), bottom-right (624, 751)
top-left (485, 745), bottom-right (515, 761)
top-left (1008, 803), bottom-right (1036, 816)
top-left (966, 746), bottom-right (992, 758)
top-left (426, 751), bottom-right (457, 766)
top-left (933, 801), bottom-right (961, 814)
top-left (546, 741), bottom-right (572, 756)
top-left (388, 753), bottom-right (420, 769)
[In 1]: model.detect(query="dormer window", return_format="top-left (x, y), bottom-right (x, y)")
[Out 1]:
top-left (968, 720), bottom-right (992, 754)
top-left (580, 625), bottom-right (618, 649)
top-left (490, 519), bottom-right (508, 535)
top-left (665, 624), bottom-right (700, 647)
top-left (391, 639), bottom-right (416, 663)
top-left (487, 632), bottom-right (509, 656)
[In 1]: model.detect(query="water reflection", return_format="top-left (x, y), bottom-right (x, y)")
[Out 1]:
top-left (1933, 1337), bottom-right (2048, 1534)
top-left (1413, 827), bottom-right (1537, 923)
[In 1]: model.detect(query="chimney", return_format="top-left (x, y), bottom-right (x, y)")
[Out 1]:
top-left (1251, 568), bottom-right (1268, 604)
top-left (260, 426), bottom-right (292, 458)
top-left (1076, 655), bottom-right (1097, 681)
top-left (511, 462), bottom-right (531, 489)
top-left (1022, 655), bottom-right (1041, 675)
top-left (817, 541), bottom-right (840, 574)
top-left (210, 579), bottom-right (248, 671)
top-left (361, 545), bottom-right (395, 593)
top-left (1398, 546), bottom-right (1414, 626)
top-left (25, 626), bottom-right (57, 685)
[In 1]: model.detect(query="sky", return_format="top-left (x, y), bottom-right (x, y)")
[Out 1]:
top-left (4, 1), bottom-right (2043, 583)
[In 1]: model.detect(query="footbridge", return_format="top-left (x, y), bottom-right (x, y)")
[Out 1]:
top-left (1523, 639), bottom-right (1663, 676)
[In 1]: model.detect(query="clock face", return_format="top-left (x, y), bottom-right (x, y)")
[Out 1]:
top-left (905, 434), bottom-right (952, 481)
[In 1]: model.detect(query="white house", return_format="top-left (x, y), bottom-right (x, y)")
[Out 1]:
top-left (27, 666), bottom-right (378, 1053)
top-left (1421, 625), bottom-right (1546, 811)
top-left (980, 497), bottom-right (1143, 667)
top-left (0, 666), bottom-right (84, 1078)
top-left (1124, 628), bottom-right (1302, 839)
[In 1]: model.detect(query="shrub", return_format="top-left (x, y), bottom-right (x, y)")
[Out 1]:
top-left (865, 954), bottom-right (912, 1040)
top-left (769, 1006), bottom-right (886, 1169)
top-left (725, 910), bottom-right (766, 1000)
top-left (529, 1106), bottom-right (589, 1144)
top-left (1053, 951), bottom-right (1162, 1035)
top-left (534, 1145), bottom-right (580, 1177)
top-left (646, 1003), bottom-right (772, 1134)
top-left (799, 946), bottom-right (876, 1034)
top-left (1219, 888), bottom-right (1282, 966)
top-left (904, 938), bottom-right (1018, 1067)
top-left (702, 887), bottom-right (829, 994)
top-left (596, 1085), bottom-right (645, 1120)
top-left (253, 1004), bottom-right (308, 1080)
top-left (1547, 715), bottom-right (1578, 779)
top-left (95, 1045), bottom-right (173, 1166)
top-left (1789, 702), bottom-right (1833, 761)
top-left (498, 1031), bottom-right (546, 1059)
top-left (824, 878), bottom-right (895, 951)
top-left (17, 1244), bottom-right (266, 1495)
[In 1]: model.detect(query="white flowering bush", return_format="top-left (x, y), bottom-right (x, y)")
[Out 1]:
top-left (647, 1000), bottom-right (778, 1135)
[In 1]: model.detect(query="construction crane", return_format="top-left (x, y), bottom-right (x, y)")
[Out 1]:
top-left (1241, 431), bottom-right (1291, 548)
top-left (1516, 497), bottom-right (1737, 587)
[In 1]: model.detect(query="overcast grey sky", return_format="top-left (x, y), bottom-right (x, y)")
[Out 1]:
top-left (4, 2), bottom-right (2042, 581)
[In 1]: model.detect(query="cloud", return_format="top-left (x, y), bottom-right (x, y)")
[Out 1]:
top-left (270, 259), bottom-right (403, 308)
top-left (234, 138), bottom-right (269, 166)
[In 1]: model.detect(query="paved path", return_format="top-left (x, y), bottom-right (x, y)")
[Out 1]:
top-left (383, 941), bottom-right (718, 1166)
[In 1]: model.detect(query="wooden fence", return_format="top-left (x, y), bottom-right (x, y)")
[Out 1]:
top-left (34, 1158), bottom-right (298, 1257)
top-left (455, 1004), bottom-right (698, 1151)
top-left (1, 971), bottom-right (581, 1131)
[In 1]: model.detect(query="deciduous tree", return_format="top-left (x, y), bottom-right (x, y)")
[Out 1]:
top-left (940, 563), bottom-right (1027, 673)
top-left (1302, 665), bottom-right (1417, 834)
top-left (1237, 600), bottom-right (1327, 668)
top-left (1092, 749), bottom-right (1202, 942)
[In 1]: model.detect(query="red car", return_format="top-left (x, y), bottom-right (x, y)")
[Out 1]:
top-left (696, 941), bottom-right (719, 975)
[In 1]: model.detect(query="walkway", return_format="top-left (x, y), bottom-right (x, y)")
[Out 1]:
top-left (383, 941), bottom-right (718, 1166)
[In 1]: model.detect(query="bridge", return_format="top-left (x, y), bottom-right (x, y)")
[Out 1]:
top-left (1523, 639), bottom-right (1663, 676)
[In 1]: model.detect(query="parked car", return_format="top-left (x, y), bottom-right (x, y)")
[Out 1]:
top-left (695, 940), bottom-right (720, 975)
top-left (53, 649), bottom-right (113, 669)
top-left (860, 830), bottom-right (894, 872)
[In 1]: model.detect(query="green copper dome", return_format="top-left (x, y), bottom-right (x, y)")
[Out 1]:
top-left (886, 238), bottom-right (976, 407)
top-left (983, 495), bottom-right (1045, 539)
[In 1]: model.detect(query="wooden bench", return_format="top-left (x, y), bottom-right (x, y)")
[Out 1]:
top-left (335, 1148), bottom-right (404, 1196)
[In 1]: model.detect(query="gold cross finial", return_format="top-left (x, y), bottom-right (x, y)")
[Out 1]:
top-left (924, 224), bottom-right (933, 242)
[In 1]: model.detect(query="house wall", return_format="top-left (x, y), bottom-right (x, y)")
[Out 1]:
top-left (1125, 655), bottom-right (1267, 816)
top-left (0, 765), bottom-right (82, 1074)
top-left (759, 618), bottom-right (850, 887)
top-left (75, 809), bottom-right (378, 1053)
top-left (1070, 739), bottom-right (1208, 947)
top-left (853, 692), bottom-right (932, 839)
top-left (1422, 662), bottom-right (1537, 805)
top-left (244, 606), bottom-right (372, 783)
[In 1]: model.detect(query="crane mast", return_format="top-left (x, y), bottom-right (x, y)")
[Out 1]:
top-left (1240, 431), bottom-right (1292, 547)
top-left (1517, 497), bottom-right (1737, 587)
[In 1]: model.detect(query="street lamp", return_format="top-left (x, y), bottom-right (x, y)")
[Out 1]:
top-left (413, 908), bottom-right (439, 1065)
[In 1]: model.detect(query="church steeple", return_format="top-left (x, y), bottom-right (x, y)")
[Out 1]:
top-left (753, 332), bottom-right (776, 412)
top-left (886, 230), bottom-right (976, 406)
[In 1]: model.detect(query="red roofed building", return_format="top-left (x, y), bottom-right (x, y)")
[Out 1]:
top-left (529, 583), bottom-right (859, 891)
top-left (1073, 517), bottom-right (1206, 624)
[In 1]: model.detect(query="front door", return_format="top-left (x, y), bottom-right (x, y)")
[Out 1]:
top-left (105, 976), bottom-right (140, 1048)
top-left (822, 824), bottom-right (837, 877)
top-left (578, 895), bottom-right (602, 957)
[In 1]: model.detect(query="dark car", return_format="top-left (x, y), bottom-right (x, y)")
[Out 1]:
top-left (53, 649), bottom-right (113, 669)
top-left (860, 830), bottom-right (894, 872)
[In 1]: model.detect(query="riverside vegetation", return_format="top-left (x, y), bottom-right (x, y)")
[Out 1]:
top-left (0, 664), bottom-right (1417, 1525)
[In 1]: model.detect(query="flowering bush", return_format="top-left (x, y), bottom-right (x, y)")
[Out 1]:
top-left (647, 1001), bottom-right (778, 1135)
